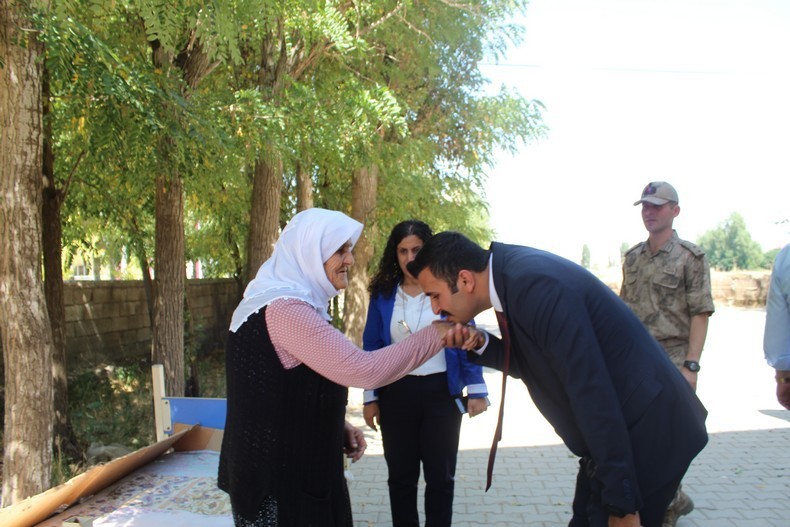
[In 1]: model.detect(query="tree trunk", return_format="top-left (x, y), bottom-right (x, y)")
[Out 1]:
top-left (92, 255), bottom-right (101, 279)
top-left (41, 63), bottom-right (81, 461)
top-left (148, 36), bottom-right (212, 397)
top-left (227, 229), bottom-right (245, 302)
top-left (246, 149), bottom-right (283, 283)
top-left (244, 26), bottom-right (290, 284)
top-left (295, 159), bottom-right (313, 212)
top-left (152, 169), bottom-right (186, 397)
top-left (133, 235), bottom-right (155, 328)
top-left (42, 187), bottom-right (80, 460)
top-left (183, 287), bottom-right (200, 397)
top-left (345, 165), bottom-right (379, 346)
top-left (42, 180), bottom-right (82, 457)
top-left (0, 1), bottom-right (56, 503)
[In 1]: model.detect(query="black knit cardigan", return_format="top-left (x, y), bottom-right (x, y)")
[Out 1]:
top-left (217, 307), bottom-right (353, 526)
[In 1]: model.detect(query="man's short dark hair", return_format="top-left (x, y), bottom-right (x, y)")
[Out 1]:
top-left (407, 231), bottom-right (489, 290)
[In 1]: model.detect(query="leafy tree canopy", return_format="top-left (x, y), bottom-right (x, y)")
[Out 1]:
top-left (697, 212), bottom-right (767, 271)
top-left (36, 0), bottom-right (545, 280)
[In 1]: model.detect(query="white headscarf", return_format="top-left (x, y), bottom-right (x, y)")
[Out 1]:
top-left (229, 208), bottom-right (363, 332)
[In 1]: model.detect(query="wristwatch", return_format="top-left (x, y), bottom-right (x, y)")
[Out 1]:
top-left (683, 360), bottom-right (701, 373)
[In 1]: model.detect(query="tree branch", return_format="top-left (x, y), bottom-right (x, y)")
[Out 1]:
top-left (357, 1), bottom-right (404, 37)
top-left (62, 150), bottom-right (86, 199)
top-left (436, 0), bottom-right (481, 14)
top-left (399, 15), bottom-right (433, 45)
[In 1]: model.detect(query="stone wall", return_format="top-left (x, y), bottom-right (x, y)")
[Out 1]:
top-left (63, 279), bottom-right (239, 371)
top-left (602, 271), bottom-right (772, 307)
top-left (709, 271), bottom-right (771, 307)
top-left (0, 271), bottom-right (773, 375)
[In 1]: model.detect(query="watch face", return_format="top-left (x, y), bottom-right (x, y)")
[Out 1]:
top-left (684, 360), bottom-right (700, 372)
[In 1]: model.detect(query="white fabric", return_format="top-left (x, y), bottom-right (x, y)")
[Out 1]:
top-left (466, 252), bottom-right (499, 355)
top-left (488, 253), bottom-right (503, 313)
top-left (229, 208), bottom-right (363, 332)
top-left (390, 286), bottom-right (446, 375)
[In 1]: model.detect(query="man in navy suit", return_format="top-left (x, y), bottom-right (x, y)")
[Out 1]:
top-left (408, 232), bottom-right (708, 527)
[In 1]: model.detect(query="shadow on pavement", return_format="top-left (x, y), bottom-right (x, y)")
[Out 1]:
top-left (759, 409), bottom-right (790, 423)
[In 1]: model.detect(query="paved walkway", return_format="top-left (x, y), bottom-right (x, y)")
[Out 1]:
top-left (345, 307), bottom-right (790, 526)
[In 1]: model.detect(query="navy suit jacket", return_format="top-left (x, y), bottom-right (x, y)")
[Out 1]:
top-left (477, 242), bottom-right (708, 513)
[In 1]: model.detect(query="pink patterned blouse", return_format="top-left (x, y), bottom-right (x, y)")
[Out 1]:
top-left (266, 298), bottom-right (445, 390)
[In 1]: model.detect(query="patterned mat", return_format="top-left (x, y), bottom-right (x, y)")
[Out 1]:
top-left (39, 451), bottom-right (232, 527)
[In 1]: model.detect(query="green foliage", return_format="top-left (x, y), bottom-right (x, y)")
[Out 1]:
top-left (133, 0), bottom-right (247, 64)
top-left (581, 244), bottom-right (591, 269)
top-left (32, 0), bottom-right (544, 279)
top-left (763, 247), bottom-right (782, 269)
top-left (51, 446), bottom-right (83, 487)
top-left (34, 2), bottom-right (167, 277)
top-left (697, 213), bottom-right (766, 271)
top-left (67, 364), bottom-right (155, 452)
top-left (331, 0), bottom-right (543, 262)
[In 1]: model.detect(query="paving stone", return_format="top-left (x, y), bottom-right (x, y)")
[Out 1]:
top-left (346, 308), bottom-right (790, 526)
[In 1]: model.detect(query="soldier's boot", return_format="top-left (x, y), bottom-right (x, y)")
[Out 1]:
top-left (662, 488), bottom-right (694, 527)
top-left (662, 508), bottom-right (679, 527)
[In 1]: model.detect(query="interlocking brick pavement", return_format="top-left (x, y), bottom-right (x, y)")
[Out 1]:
top-left (346, 307), bottom-right (790, 526)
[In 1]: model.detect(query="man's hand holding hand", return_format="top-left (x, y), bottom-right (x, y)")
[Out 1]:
top-left (434, 321), bottom-right (485, 350)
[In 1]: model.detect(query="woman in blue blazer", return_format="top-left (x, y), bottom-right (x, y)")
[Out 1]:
top-left (362, 220), bottom-right (488, 527)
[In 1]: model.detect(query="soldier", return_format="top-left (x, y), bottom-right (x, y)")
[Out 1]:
top-left (620, 181), bottom-right (715, 527)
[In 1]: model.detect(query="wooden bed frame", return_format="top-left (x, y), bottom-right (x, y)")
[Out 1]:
top-left (151, 365), bottom-right (228, 443)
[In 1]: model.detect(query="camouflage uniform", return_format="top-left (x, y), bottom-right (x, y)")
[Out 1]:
top-left (620, 231), bottom-right (715, 368)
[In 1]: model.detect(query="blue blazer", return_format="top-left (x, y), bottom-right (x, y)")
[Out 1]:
top-left (478, 242), bottom-right (708, 514)
top-left (362, 284), bottom-right (488, 406)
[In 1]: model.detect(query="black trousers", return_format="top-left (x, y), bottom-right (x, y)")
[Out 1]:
top-left (378, 373), bottom-right (463, 527)
top-left (569, 457), bottom-right (683, 527)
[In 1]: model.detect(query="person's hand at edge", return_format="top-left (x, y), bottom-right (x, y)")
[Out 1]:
top-left (681, 368), bottom-right (698, 391)
top-left (467, 397), bottom-right (489, 417)
top-left (609, 512), bottom-right (641, 527)
top-left (776, 370), bottom-right (790, 409)
top-left (343, 421), bottom-right (367, 463)
top-left (363, 402), bottom-right (380, 431)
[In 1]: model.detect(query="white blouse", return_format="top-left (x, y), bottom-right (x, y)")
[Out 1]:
top-left (390, 285), bottom-right (447, 376)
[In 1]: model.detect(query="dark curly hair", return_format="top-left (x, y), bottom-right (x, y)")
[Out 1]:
top-left (368, 220), bottom-right (433, 298)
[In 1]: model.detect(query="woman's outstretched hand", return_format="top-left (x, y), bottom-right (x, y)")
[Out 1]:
top-left (434, 321), bottom-right (485, 351)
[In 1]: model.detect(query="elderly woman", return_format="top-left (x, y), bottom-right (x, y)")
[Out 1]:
top-left (218, 208), bottom-right (470, 527)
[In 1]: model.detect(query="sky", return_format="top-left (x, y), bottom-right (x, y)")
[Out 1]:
top-left (479, 0), bottom-right (790, 268)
